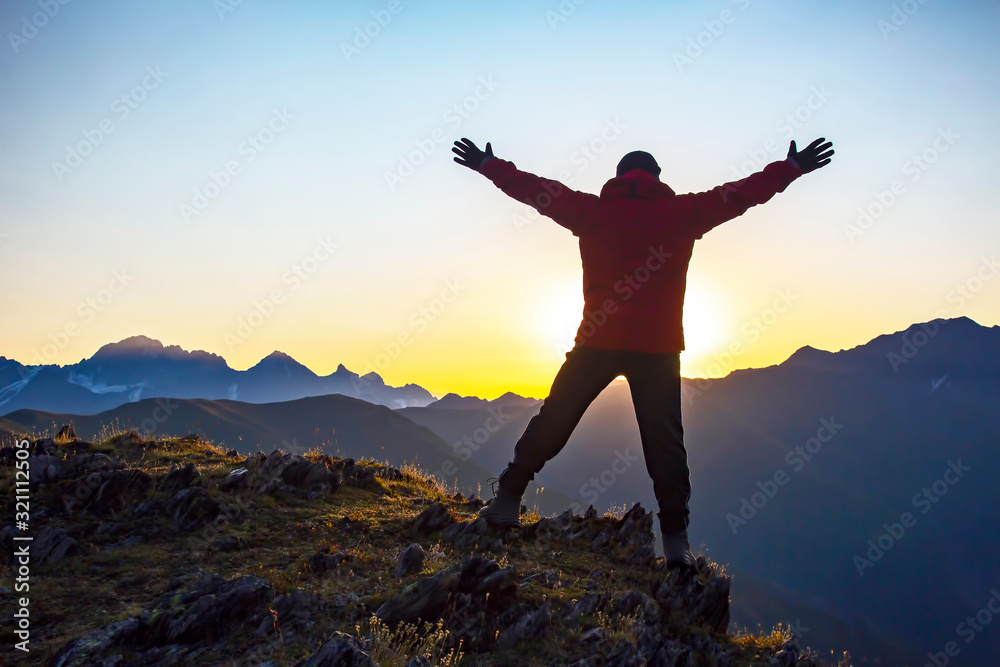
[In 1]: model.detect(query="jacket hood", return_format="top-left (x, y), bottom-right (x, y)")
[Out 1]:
top-left (600, 169), bottom-right (676, 200)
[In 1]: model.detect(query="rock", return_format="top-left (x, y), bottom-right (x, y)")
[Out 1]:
top-left (612, 591), bottom-right (659, 624)
top-left (770, 636), bottom-right (802, 666)
top-left (165, 486), bottom-right (229, 530)
top-left (160, 463), bottom-right (202, 495)
top-left (653, 561), bottom-right (731, 633)
top-left (375, 556), bottom-right (516, 629)
top-left (69, 453), bottom-right (122, 478)
top-left (209, 535), bottom-right (248, 552)
top-left (281, 454), bottom-right (338, 495)
top-left (226, 448), bottom-right (240, 457)
top-left (560, 592), bottom-right (610, 621)
top-left (615, 503), bottom-right (655, 548)
top-left (145, 574), bottom-right (272, 645)
top-left (56, 424), bottom-right (77, 440)
top-left (497, 601), bottom-right (550, 648)
top-left (30, 437), bottom-right (59, 456)
top-left (257, 588), bottom-right (319, 635)
top-left (308, 548), bottom-right (350, 573)
top-left (33, 526), bottom-right (80, 564)
top-left (605, 638), bottom-right (645, 667)
top-left (411, 503), bottom-right (455, 535)
top-left (88, 470), bottom-right (153, 515)
top-left (219, 467), bottom-right (250, 492)
top-left (482, 538), bottom-right (505, 553)
top-left (330, 593), bottom-right (364, 620)
top-left (590, 527), bottom-right (615, 552)
top-left (441, 521), bottom-right (465, 540)
top-left (626, 544), bottom-right (656, 566)
top-left (113, 431), bottom-right (144, 448)
top-left (295, 631), bottom-right (378, 666)
top-left (337, 459), bottom-right (385, 491)
top-left (395, 543), bottom-right (425, 578)
top-left (28, 454), bottom-right (63, 483)
top-left (579, 627), bottom-right (606, 645)
top-left (228, 450), bottom-right (339, 498)
top-left (51, 617), bottom-right (141, 667)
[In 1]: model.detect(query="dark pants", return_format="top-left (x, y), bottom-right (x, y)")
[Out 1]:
top-left (498, 345), bottom-right (691, 535)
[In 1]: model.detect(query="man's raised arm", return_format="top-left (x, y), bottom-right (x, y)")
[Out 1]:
top-left (452, 138), bottom-right (599, 235)
top-left (681, 137), bottom-right (835, 238)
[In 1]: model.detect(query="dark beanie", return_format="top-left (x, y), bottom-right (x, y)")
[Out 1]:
top-left (616, 151), bottom-right (661, 178)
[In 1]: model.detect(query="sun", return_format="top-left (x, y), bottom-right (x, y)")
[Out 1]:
top-left (539, 283), bottom-right (584, 358)
top-left (680, 282), bottom-right (726, 373)
top-left (537, 280), bottom-right (726, 371)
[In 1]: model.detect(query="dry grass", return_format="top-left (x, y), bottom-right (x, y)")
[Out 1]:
top-left (0, 429), bottom-right (813, 666)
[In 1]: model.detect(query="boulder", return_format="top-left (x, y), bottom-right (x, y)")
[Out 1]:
top-left (159, 463), bottom-right (202, 495)
top-left (394, 543), bottom-right (425, 578)
top-left (295, 631), bottom-right (378, 667)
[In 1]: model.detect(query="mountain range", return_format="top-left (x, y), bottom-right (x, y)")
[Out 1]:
top-left (3, 316), bottom-right (998, 664)
top-left (0, 335), bottom-right (434, 415)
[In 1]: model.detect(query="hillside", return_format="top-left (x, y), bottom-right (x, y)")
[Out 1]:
top-left (393, 317), bottom-right (998, 663)
top-left (0, 428), bottom-right (832, 666)
top-left (0, 394), bottom-right (579, 516)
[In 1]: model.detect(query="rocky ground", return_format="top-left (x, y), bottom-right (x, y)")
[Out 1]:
top-left (0, 428), bottom-right (831, 666)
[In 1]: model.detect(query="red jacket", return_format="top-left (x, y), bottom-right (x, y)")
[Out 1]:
top-left (481, 157), bottom-right (803, 353)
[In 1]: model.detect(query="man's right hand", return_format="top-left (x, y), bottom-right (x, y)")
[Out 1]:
top-left (787, 138), bottom-right (834, 174)
top-left (452, 138), bottom-right (495, 171)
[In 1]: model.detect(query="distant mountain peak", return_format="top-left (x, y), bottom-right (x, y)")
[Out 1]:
top-left (88, 336), bottom-right (228, 367)
top-left (783, 345), bottom-right (836, 367)
top-left (93, 335), bottom-right (165, 357)
top-left (248, 351), bottom-right (316, 378)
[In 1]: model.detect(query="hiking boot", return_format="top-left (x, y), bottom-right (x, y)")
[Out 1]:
top-left (662, 529), bottom-right (696, 570)
top-left (477, 477), bottom-right (523, 527)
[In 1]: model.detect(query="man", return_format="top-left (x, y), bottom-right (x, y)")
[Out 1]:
top-left (452, 135), bottom-right (834, 569)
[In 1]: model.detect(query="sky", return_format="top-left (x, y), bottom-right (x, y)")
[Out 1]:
top-left (1, 0), bottom-right (998, 399)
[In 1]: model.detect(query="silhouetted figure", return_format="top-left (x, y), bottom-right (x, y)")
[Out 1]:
top-left (453, 135), bottom-right (834, 569)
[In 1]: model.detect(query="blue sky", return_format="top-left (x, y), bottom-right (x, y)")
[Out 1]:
top-left (1, 0), bottom-right (997, 397)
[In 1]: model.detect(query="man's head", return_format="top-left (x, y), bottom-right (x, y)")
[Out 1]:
top-left (616, 151), bottom-right (661, 179)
